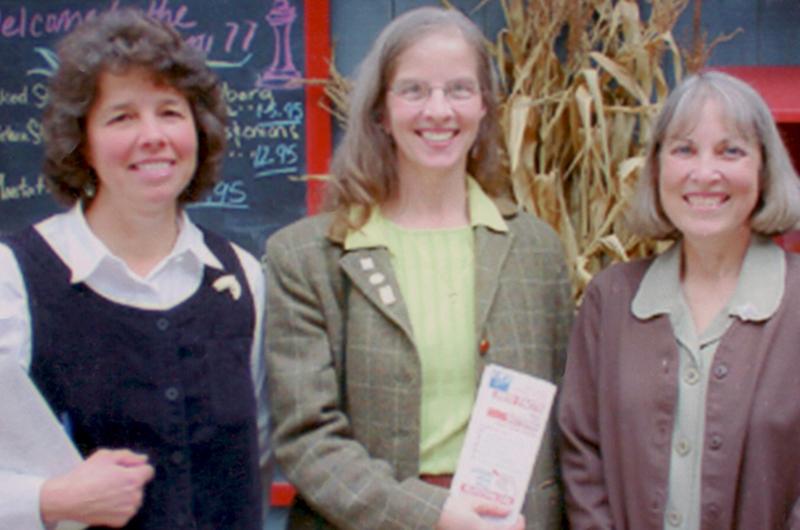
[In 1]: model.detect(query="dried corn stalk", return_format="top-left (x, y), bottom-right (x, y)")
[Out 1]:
top-left (495, 0), bottom-right (692, 299)
top-left (322, 0), bottom-right (727, 301)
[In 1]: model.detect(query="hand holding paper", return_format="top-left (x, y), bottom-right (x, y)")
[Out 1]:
top-left (437, 494), bottom-right (525, 530)
top-left (449, 364), bottom-right (557, 526)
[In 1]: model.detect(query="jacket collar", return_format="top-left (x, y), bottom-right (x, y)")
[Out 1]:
top-left (632, 235), bottom-right (784, 323)
top-left (326, 194), bottom-right (518, 246)
top-left (332, 191), bottom-right (517, 346)
top-left (341, 178), bottom-right (510, 251)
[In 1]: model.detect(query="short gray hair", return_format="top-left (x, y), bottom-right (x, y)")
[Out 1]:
top-left (628, 70), bottom-right (800, 238)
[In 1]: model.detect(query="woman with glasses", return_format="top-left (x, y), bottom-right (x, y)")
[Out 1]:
top-left (264, 6), bottom-right (572, 530)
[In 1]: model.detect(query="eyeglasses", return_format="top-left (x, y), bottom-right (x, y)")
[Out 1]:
top-left (388, 79), bottom-right (481, 103)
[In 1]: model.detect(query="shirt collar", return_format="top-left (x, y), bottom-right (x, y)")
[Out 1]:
top-left (631, 241), bottom-right (682, 319)
top-left (174, 211), bottom-right (225, 273)
top-left (344, 176), bottom-right (508, 250)
top-left (632, 235), bottom-right (785, 322)
top-left (727, 235), bottom-right (784, 321)
top-left (466, 176), bottom-right (508, 232)
top-left (53, 204), bottom-right (223, 284)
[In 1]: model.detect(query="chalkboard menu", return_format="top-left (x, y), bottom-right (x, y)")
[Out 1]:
top-left (0, 0), bottom-right (311, 256)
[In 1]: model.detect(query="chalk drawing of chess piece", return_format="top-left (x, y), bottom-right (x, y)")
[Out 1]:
top-left (257, 0), bottom-right (301, 88)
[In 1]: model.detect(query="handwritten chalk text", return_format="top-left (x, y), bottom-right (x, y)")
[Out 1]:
top-left (1, 1), bottom-right (259, 59)
top-left (222, 82), bottom-right (277, 115)
top-left (0, 83), bottom-right (49, 108)
top-left (189, 179), bottom-right (248, 210)
top-left (0, 2), bottom-right (119, 39)
top-left (227, 119), bottom-right (300, 150)
top-left (252, 142), bottom-right (299, 178)
top-left (0, 173), bottom-right (48, 201)
top-left (0, 118), bottom-right (43, 144)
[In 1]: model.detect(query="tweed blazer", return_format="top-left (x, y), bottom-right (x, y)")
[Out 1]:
top-left (559, 249), bottom-right (800, 530)
top-left (264, 198), bottom-right (573, 530)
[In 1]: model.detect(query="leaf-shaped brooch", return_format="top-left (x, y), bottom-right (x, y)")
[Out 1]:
top-left (212, 274), bottom-right (242, 301)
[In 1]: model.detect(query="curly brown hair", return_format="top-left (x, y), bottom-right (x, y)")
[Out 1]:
top-left (42, 7), bottom-right (227, 206)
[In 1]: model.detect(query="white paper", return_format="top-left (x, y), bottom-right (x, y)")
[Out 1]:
top-left (450, 363), bottom-right (557, 525)
top-left (0, 356), bottom-right (86, 530)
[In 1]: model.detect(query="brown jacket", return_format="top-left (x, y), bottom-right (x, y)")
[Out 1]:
top-left (558, 252), bottom-right (800, 530)
top-left (264, 201), bottom-right (573, 529)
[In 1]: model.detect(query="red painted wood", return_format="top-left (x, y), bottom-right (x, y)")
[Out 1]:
top-left (304, 0), bottom-right (332, 214)
top-left (266, 4), bottom-right (332, 510)
top-left (714, 66), bottom-right (800, 123)
top-left (270, 482), bottom-right (297, 507)
top-left (715, 67), bottom-right (800, 253)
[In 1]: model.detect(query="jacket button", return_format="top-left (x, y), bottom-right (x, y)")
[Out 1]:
top-left (650, 489), bottom-right (664, 512)
top-left (674, 438), bottom-right (691, 456)
top-left (666, 510), bottom-right (683, 526)
top-left (165, 387), bottom-right (180, 401)
top-left (157, 318), bottom-right (170, 331)
top-left (479, 339), bottom-right (490, 356)
top-left (713, 363), bottom-right (729, 379)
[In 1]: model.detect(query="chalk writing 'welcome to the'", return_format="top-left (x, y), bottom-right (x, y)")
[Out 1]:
top-left (1, 1), bottom-right (259, 56)
top-left (0, 0), bottom-right (203, 38)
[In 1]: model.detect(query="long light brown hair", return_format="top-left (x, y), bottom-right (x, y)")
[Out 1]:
top-left (325, 7), bottom-right (508, 230)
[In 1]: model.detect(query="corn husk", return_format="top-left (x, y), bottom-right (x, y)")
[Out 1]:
top-left (322, 0), bottom-right (736, 302)
top-left (492, 0), bottom-right (689, 300)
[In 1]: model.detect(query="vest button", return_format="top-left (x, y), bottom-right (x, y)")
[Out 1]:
top-left (165, 387), bottom-right (180, 401)
top-left (171, 451), bottom-right (185, 464)
top-left (157, 318), bottom-right (170, 331)
top-left (176, 512), bottom-right (194, 528)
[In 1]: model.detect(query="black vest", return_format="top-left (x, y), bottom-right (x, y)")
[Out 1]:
top-left (3, 226), bottom-right (262, 530)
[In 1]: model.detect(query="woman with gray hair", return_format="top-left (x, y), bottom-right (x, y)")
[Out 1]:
top-left (559, 70), bottom-right (800, 529)
top-left (265, 6), bottom-right (572, 530)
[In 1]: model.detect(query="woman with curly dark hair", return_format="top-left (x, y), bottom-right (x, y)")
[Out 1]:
top-left (0, 8), bottom-right (270, 529)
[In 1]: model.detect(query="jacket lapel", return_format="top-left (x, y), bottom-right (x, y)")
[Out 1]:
top-left (474, 224), bottom-right (513, 335)
top-left (703, 318), bottom-right (774, 528)
top-left (333, 196), bottom-right (516, 354)
top-left (339, 248), bottom-right (416, 344)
